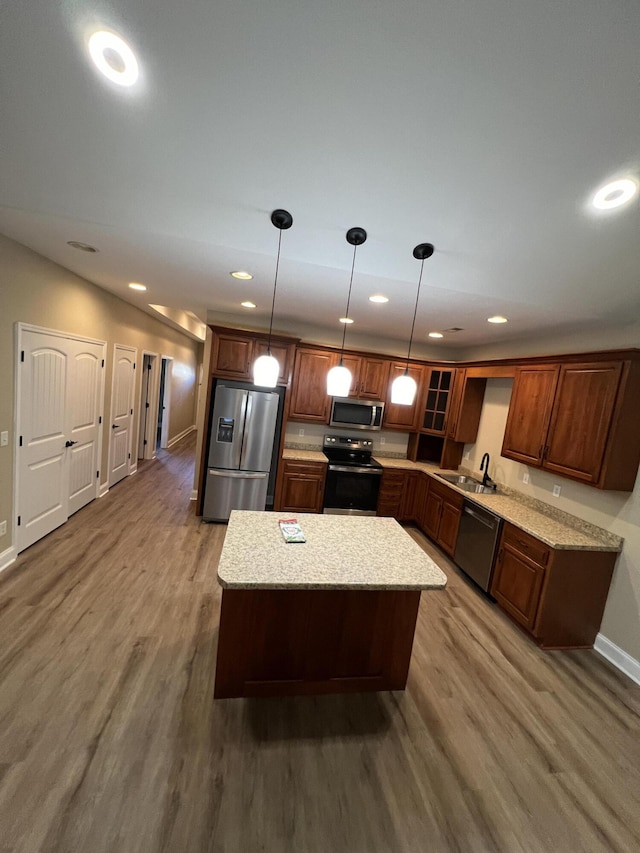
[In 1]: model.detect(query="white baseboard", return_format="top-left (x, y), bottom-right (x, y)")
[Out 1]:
top-left (167, 425), bottom-right (196, 448)
top-left (0, 545), bottom-right (17, 575)
top-left (594, 633), bottom-right (640, 686)
top-left (98, 482), bottom-right (110, 498)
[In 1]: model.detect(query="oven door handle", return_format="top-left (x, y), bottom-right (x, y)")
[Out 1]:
top-left (328, 465), bottom-right (382, 475)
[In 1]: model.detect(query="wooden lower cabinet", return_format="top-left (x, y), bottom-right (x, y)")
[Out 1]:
top-left (214, 587), bottom-right (421, 698)
top-left (377, 470), bottom-right (407, 519)
top-left (491, 521), bottom-right (618, 649)
top-left (420, 477), bottom-right (463, 557)
top-left (275, 460), bottom-right (326, 513)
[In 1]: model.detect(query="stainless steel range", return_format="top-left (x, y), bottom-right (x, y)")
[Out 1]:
top-left (322, 434), bottom-right (383, 516)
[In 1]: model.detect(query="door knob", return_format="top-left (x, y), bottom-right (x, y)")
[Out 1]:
top-left (112, 424), bottom-right (119, 429)
top-left (65, 440), bottom-right (78, 447)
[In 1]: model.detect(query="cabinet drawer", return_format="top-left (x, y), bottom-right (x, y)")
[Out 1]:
top-left (501, 522), bottom-right (550, 566)
top-left (283, 461), bottom-right (327, 475)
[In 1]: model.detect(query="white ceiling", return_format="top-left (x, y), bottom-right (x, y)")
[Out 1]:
top-left (1, 1), bottom-right (639, 355)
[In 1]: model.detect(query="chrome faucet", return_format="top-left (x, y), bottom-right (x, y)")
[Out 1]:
top-left (480, 452), bottom-right (493, 487)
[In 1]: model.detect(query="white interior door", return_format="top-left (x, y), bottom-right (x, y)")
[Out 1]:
top-left (109, 345), bottom-right (136, 486)
top-left (16, 327), bottom-right (105, 552)
top-left (67, 340), bottom-right (106, 515)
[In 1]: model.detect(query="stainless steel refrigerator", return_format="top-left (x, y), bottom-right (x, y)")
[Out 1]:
top-left (203, 383), bottom-right (281, 522)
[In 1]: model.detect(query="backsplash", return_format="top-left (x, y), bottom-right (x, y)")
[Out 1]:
top-left (284, 421), bottom-right (409, 457)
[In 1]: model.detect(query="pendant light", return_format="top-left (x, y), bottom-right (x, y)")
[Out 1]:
top-left (326, 226), bottom-right (367, 397)
top-left (391, 242), bottom-right (435, 405)
top-left (252, 209), bottom-right (293, 387)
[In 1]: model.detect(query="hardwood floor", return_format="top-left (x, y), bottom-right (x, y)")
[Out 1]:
top-left (1, 434), bottom-right (639, 852)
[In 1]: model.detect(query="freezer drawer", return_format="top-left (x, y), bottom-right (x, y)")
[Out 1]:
top-left (203, 469), bottom-right (269, 522)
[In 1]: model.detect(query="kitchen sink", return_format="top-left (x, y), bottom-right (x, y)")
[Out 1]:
top-left (436, 472), bottom-right (498, 494)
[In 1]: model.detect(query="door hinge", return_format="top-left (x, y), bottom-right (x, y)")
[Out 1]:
top-left (20, 350), bottom-right (25, 362)
top-left (143, 439), bottom-right (147, 445)
top-left (96, 470), bottom-right (100, 479)
top-left (99, 416), bottom-right (102, 424)
top-left (101, 359), bottom-right (105, 367)
top-left (130, 408), bottom-right (133, 415)
top-left (128, 452), bottom-right (131, 459)
top-left (133, 362), bottom-right (136, 369)
top-left (17, 516), bottom-right (21, 526)
top-left (147, 363), bottom-right (152, 371)
top-left (145, 402), bottom-right (150, 409)
top-left (19, 435), bottom-right (23, 447)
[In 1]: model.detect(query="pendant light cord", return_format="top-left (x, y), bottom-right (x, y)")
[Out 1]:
top-left (267, 228), bottom-right (283, 355)
top-left (405, 258), bottom-right (425, 370)
top-left (339, 241), bottom-right (358, 364)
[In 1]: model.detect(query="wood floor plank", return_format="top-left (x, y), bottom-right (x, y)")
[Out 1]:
top-left (0, 435), bottom-right (639, 852)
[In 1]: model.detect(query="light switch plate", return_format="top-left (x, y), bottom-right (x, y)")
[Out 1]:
top-left (0, 521), bottom-right (6, 537)
top-left (380, 437), bottom-right (385, 444)
top-left (0, 431), bottom-right (8, 447)
top-left (298, 428), bottom-right (304, 436)
top-left (552, 484), bottom-right (561, 497)
top-left (523, 472), bottom-right (530, 484)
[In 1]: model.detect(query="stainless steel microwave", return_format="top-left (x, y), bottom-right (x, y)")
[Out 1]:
top-left (329, 397), bottom-right (384, 431)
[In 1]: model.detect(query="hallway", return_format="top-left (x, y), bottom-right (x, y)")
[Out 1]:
top-left (0, 435), bottom-right (639, 852)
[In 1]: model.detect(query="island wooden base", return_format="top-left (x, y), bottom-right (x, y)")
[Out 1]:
top-left (214, 588), bottom-right (421, 699)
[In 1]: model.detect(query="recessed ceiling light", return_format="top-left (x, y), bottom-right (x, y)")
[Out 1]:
top-left (488, 315), bottom-right (508, 324)
top-left (128, 282), bottom-right (147, 291)
top-left (88, 31), bottom-right (139, 87)
top-left (592, 178), bottom-right (637, 210)
top-left (67, 240), bottom-right (98, 252)
top-left (231, 271), bottom-right (253, 280)
top-left (428, 332), bottom-right (444, 338)
top-left (369, 294), bottom-right (389, 304)
top-left (241, 301), bottom-right (256, 309)
top-left (339, 317), bottom-right (354, 324)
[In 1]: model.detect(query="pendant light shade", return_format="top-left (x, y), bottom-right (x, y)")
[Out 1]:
top-left (390, 372), bottom-right (418, 405)
top-left (327, 226), bottom-right (367, 396)
top-left (252, 209), bottom-right (293, 387)
top-left (252, 353), bottom-right (280, 387)
top-left (391, 242), bottom-right (435, 406)
top-left (326, 363), bottom-right (352, 397)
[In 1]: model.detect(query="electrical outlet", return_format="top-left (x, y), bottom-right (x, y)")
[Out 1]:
top-left (463, 451), bottom-right (470, 460)
top-left (552, 484), bottom-right (561, 497)
top-left (523, 472), bottom-right (530, 484)
top-left (298, 428), bottom-right (305, 436)
top-left (380, 437), bottom-right (385, 444)
top-left (0, 520), bottom-right (6, 537)
top-left (0, 431), bottom-right (8, 447)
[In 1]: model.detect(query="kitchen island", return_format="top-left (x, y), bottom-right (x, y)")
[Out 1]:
top-left (214, 511), bottom-right (447, 698)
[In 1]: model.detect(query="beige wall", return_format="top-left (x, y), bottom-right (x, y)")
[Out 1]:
top-left (0, 234), bottom-right (203, 555)
top-left (464, 379), bottom-right (640, 662)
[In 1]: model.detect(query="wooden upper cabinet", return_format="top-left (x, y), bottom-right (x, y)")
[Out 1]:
top-left (210, 328), bottom-right (296, 385)
top-left (253, 339), bottom-right (293, 387)
top-left (544, 362), bottom-right (622, 485)
top-left (341, 355), bottom-right (390, 399)
top-left (212, 332), bottom-right (254, 379)
top-left (384, 362), bottom-right (425, 430)
top-left (502, 357), bottom-right (640, 489)
top-left (421, 368), bottom-right (456, 434)
top-left (288, 348), bottom-right (338, 422)
top-left (446, 370), bottom-right (487, 443)
top-left (502, 365), bottom-right (559, 466)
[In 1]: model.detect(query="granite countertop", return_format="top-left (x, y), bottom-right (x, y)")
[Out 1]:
top-left (282, 447), bottom-right (327, 463)
top-left (217, 510), bottom-right (448, 591)
top-left (375, 458), bottom-right (622, 552)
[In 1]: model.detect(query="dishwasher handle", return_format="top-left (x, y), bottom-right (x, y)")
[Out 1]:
top-left (463, 504), bottom-right (499, 530)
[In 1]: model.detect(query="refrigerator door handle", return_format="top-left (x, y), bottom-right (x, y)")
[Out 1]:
top-left (208, 470), bottom-right (266, 479)
top-left (239, 392), bottom-right (253, 470)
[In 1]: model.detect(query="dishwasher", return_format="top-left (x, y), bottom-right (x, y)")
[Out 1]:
top-left (454, 500), bottom-right (503, 592)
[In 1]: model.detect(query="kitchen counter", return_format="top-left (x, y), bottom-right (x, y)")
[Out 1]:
top-left (282, 447), bottom-right (327, 463)
top-left (374, 457), bottom-right (622, 553)
top-left (217, 510), bottom-right (448, 590)
top-left (214, 510), bottom-right (446, 699)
